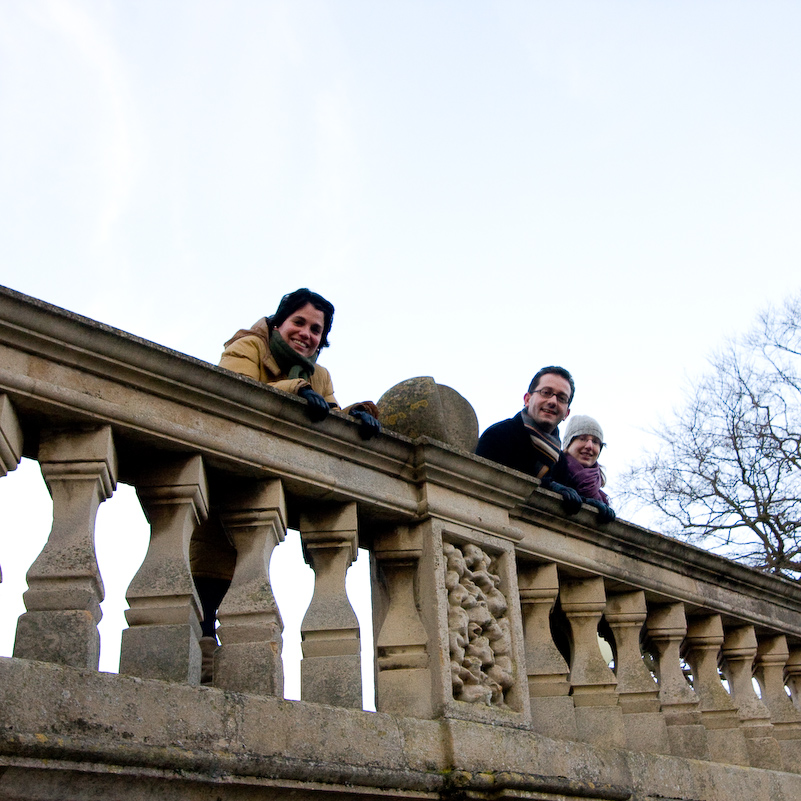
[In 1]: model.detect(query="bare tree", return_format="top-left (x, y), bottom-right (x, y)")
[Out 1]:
top-left (621, 293), bottom-right (801, 577)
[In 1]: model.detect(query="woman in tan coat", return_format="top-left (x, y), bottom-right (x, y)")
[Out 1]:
top-left (219, 287), bottom-right (378, 427)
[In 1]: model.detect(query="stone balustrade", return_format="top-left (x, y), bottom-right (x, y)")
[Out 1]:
top-left (2, 284), bottom-right (801, 800)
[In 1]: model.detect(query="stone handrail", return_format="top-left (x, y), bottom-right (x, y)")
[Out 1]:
top-left (2, 284), bottom-right (801, 800)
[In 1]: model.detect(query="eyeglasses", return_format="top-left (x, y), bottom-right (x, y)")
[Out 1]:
top-left (531, 388), bottom-right (571, 406)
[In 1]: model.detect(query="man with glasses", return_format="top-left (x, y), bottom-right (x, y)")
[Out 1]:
top-left (475, 366), bottom-right (583, 512)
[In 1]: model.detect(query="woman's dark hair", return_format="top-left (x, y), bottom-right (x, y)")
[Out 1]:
top-left (268, 288), bottom-right (335, 350)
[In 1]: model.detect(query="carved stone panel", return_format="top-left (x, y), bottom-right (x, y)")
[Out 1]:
top-left (443, 540), bottom-right (514, 707)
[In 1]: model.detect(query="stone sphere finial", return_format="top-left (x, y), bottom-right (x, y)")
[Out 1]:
top-left (377, 377), bottom-right (478, 452)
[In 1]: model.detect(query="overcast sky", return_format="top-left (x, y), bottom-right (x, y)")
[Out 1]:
top-left (1, 1), bottom-right (799, 699)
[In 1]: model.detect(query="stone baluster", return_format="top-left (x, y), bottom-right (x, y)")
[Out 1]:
top-left (120, 455), bottom-right (208, 683)
top-left (645, 603), bottom-right (707, 759)
top-left (682, 614), bottom-right (749, 766)
top-left (754, 635), bottom-right (801, 772)
top-left (560, 576), bottom-right (624, 747)
top-left (14, 426), bottom-right (116, 669)
top-left (215, 479), bottom-right (287, 695)
top-left (0, 394), bottom-right (23, 583)
top-left (518, 562), bottom-right (577, 740)
top-left (371, 524), bottom-right (431, 718)
top-left (299, 502), bottom-right (361, 708)
top-left (720, 625), bottom-right (782, 769)
top-left (786, 647), bottom-right (801, 711)
top-left (605, 591), bottom-right (669, 753)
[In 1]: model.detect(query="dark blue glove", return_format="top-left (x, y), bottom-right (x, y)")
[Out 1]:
top-left (583, 498), bottom-right (616, 524)
top-left (298, 386), bottom-right (330, 422)
top-left (542, 479), bottom-right (582, 515)
top-left (349, 409), bottom-right (381, 440)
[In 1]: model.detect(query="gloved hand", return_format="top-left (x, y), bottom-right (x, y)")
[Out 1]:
top-left (297, 386), bottom-right (330, 422)
top-left (542, 480), bottom-right (583, 515)
top-left (583, 498), bottom-right (616, 524)
top-left (349, 409), bottom-right (381, 440)
top-left (347, 400), bottom-right (379, 418)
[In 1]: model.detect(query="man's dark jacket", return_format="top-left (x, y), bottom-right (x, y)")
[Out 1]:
top-left (475, 411), bottom-right (560, 479)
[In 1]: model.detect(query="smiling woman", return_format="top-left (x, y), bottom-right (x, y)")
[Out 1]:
top-left (551, 414), bottom-right (616, 524)
top-left (219, 288), bottom-right (337, 409)
top-left (219, 287), bottom-right (380, 428)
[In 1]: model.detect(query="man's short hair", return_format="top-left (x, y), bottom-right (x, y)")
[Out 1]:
top-left (528, 366), bottom-right (575, 405)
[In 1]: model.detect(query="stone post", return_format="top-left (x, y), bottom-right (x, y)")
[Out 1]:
top-left (14, 426), bottom-right (116, 669)
top-left (215, 479), bottom-right (287, 695)
top-left (120, 455), bottom-right (208, 683)
top-left (605, 591), bottom-right (669, 753)
top-left (720, 625), bottom-right (782, 769)
top-left (0, 394), bottom-right (23, 478)
top-left (755, 635), bottom-right (801, 772)
top-left (645, 603), bottom-right (708, 759)
top-left (560, 576), bottom-right (624, 747)
top-left (372, 524), bottom-right (431, 718)
top-left (299, 502), bottom-right (361, 708)
top-left (683, 614), bottom-right (749, 766)
top-left (518, 562), bottom-right (576, 740)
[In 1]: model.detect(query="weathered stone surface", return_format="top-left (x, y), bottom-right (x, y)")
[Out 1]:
top-left (646, 602), bottom-right (708, 761)
top-left (605, 590), bottom-right (669, 754)
top-left (755, 635), bottom-right (801, 772)
top-left (443, 541), bottom-right (514, 707)
top-left (4, 657), bottom-right (801, 801)
top-left (518, 561), bottom-right (577, 739)
top-left (721, 624), bottom-right (782, 770)
top-left (372, 524), bottom-right (432, 719)
top-left (299, 502), bottom-right (361, 708)
top-left (0, 393), bottom-right (22, 478)
top-left (684, 614), bottom-right (750, 767)
top-left (5, 286), bottom-right (801, 798)
top-left (13, 426), bottom-right (117, 670)
top-left (378, 376), bottom-right (479, 452)
top-left (215, 479), bottom-right (287, 695)
top-left (120, 454), bottom-right (208, 683)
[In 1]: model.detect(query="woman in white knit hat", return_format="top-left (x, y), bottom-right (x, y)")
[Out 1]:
top-left (553, 414), bottom-right (615, 524)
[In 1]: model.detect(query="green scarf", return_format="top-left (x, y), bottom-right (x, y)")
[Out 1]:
top-left (270, 329), bottom-right (318, 381)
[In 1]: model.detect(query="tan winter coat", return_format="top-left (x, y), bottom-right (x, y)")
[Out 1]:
top-left (218, 317), bottom-right (339, 407)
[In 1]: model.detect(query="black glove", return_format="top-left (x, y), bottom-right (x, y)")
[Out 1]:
top-left (583, 498), bottom-right (616, 524)
top-left (542, 480), bottom-right (583, 515)
top-left (349, 409), bottom-right (381, 440)
top-left (297, 386), bottom-right (330, 422)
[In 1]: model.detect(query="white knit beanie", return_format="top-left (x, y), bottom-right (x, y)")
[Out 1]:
top-left (562, 415), bottom-right (605, 451)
